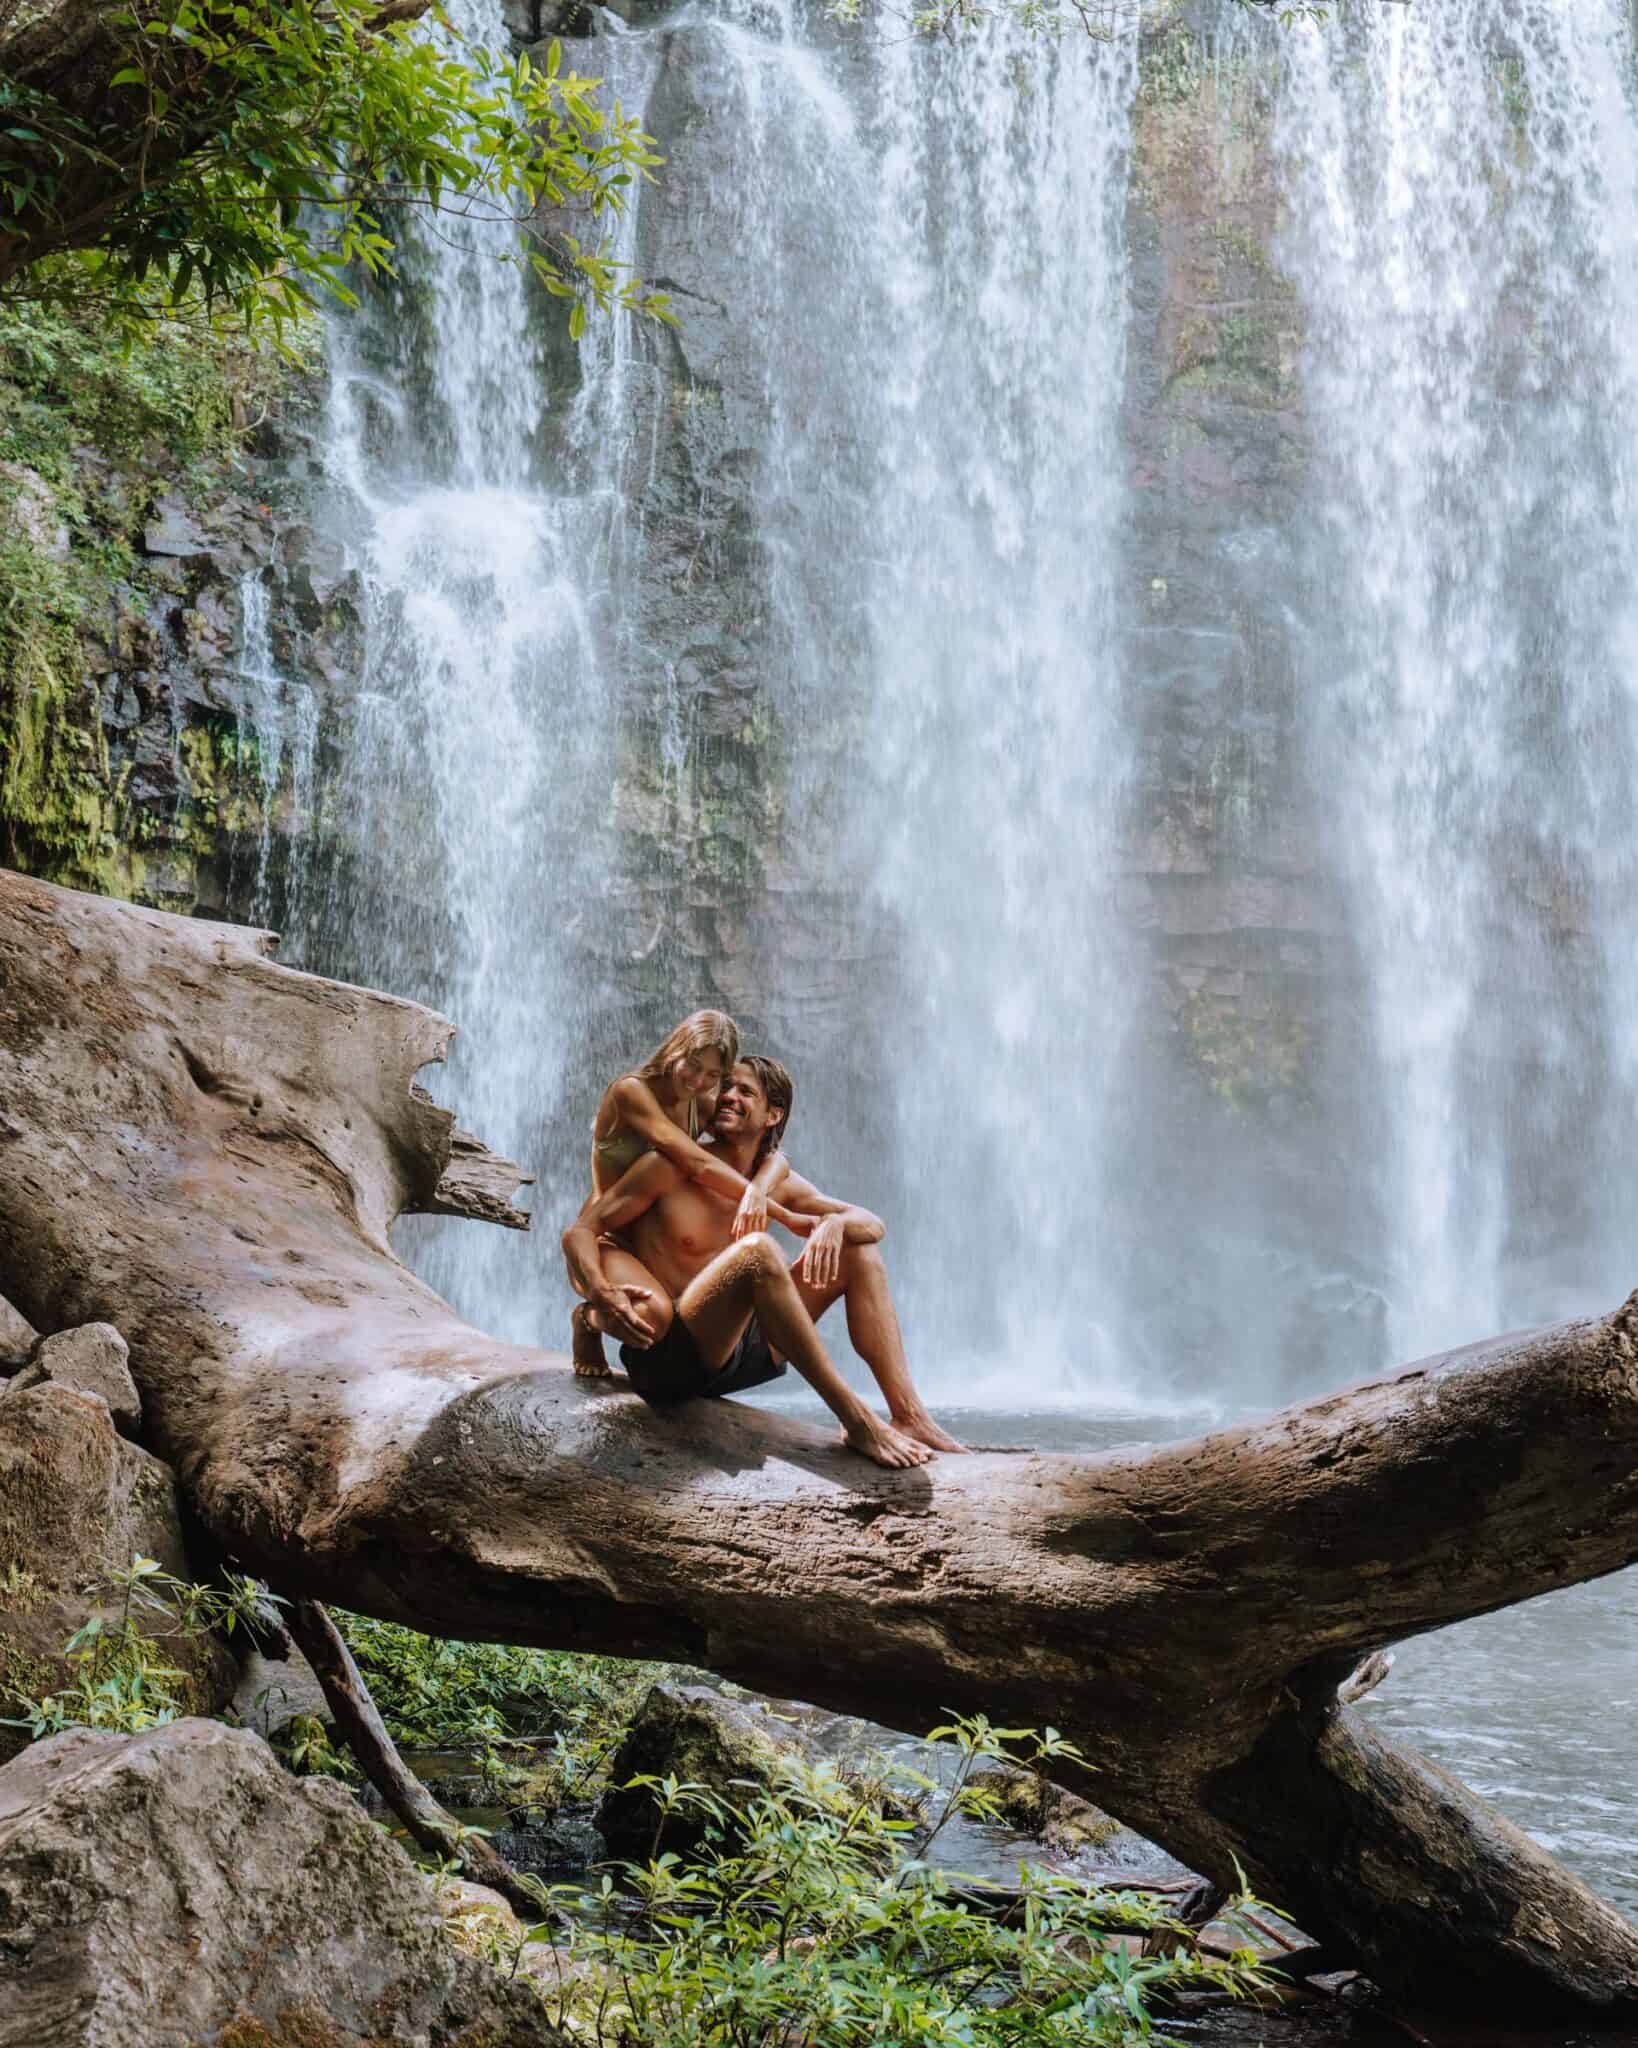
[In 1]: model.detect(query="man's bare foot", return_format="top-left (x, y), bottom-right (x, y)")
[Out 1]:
top-left (571, 1302), bottom-right (613, 1379)
top-left (892, 1410), bottom-right (969, 1453)
top-left (842, 1417), bottom-right (934, 1469)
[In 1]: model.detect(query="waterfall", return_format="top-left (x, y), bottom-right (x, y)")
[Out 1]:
top-left (1277, 0), bottom-right (1638, 1360)
top-left (310, 0), bottom-right (656, 1342)
top-left (610, 0), bottom-right (1142, 1400)
top-left (235, 570), bottom-right (319, 932)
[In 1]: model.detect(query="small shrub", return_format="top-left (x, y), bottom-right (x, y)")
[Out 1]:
top-left (0, 1554), bottom-right (269, 1740)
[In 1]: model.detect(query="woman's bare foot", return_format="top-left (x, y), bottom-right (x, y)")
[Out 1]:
top-left (571, 1302), bottom-right (613, 1378)
top-left (892, 1409), bottom-right (968, 1453)
top-left (842, 1417), bottom-right (934, 1469)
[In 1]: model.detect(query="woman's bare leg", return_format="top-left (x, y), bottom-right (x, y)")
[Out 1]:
top-left (676, 1235), bottom-right (932, 1470)
top-left (788, 1243), bottom-right (967, 1451)
top-left (569, 1245), bottom-right (668, 1378)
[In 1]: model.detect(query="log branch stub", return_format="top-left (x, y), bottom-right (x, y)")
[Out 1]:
top-left (3, 868), bottom-right (1637, 2023)
top-left (283, 1598), bottom-right (544, 1921)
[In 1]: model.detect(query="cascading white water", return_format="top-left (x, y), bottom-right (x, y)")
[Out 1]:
top-left (643, 0), bottom-right (1141, 1399)
top-left (313, 0), bottom-right (658, 1341)
top-left (1277, 0), bottom-right (1638, 1360)
top-left (235, 570), bottom-right (319, 930)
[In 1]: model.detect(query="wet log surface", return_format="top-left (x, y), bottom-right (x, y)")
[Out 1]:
top-left (2, 867), bottom-right (1636, 2025)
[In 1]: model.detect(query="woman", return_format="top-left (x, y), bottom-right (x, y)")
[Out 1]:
top-left (572, 1010), bottom-right (791, 1375)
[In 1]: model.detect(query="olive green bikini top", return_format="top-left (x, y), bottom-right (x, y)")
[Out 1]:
top-left (592, 1091), bottom-right (698, 1181)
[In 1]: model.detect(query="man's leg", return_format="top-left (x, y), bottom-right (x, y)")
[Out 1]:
top-left (790, 1243), bottom-right (967, 1453)
top-left (676, 1234), bottom-right (932, 1469)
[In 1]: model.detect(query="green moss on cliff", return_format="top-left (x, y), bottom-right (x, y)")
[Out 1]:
top-left (1179, 985), bottom-right (1314, 1115)
top-left (0, 301), bottom-right (306, 898)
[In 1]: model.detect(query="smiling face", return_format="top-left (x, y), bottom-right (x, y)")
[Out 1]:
top-left (670, 1048), bottom-right (726, 1116)
top-left (713, 1060), bottom-right (789, 1157)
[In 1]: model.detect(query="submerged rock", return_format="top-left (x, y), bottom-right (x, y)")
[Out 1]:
top-left (0, 1718), bottom-right (563, 2046)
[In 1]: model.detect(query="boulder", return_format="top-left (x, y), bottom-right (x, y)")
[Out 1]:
top-left (232, 1644), bottom-right (335, 1738)
top-left (6, 1324), bottom-right (141, 1435)
top-left (0, 1296), bottom-right (35, 1374)
top-left (0, 1718), bottom-right (563, 2045)
top-left (0, 1381), bottom-right (233, 1765)
top-left (598, 1682), bottom-right (817, 1862)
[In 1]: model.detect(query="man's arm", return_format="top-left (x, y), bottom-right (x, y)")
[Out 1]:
top-left (561, 1151), bottom-right (684, 1347)
top-left (774, 1167), bottom-right (884, 1290)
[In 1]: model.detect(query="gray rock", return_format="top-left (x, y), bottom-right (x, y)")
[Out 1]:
top-left (0, 1718), bottom-right (563, 2046)
top-left (969, 1762), bottom-right (1122, 1854)
top-left (233, 1644), bottom-right (335, 1737)
top-left (141, 490), bottom-right (209, 557)
top-left (6, 1323), bottom-right (141, 1435)
top-left (0, 1296), bottom-right (36, 1374)
top-left (0, 461), bottom-right (69, 559)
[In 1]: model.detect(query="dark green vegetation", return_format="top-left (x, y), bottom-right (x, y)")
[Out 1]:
top-left (0, 298), bottom-right (292, 892)
top-left (522, 1737), bottom-right (1280, 2047)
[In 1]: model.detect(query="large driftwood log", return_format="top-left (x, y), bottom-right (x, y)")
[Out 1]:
top-left (2, 868), bottom-right (1636, 2025)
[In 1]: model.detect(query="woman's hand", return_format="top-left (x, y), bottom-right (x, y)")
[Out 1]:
top-left (798, 1214), bottom-right (846, 1292)
top-left (731, 1181), bottom-right (768, 1239)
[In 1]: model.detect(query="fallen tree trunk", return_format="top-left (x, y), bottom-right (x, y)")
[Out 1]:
top-left (2, 867), bottom-right (1636, 2025)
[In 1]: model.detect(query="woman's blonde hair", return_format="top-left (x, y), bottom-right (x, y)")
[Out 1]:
top-left (634, 1010), bottom-right (740, 1090)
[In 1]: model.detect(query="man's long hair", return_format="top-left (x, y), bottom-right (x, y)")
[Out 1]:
top-left (740, 1055), bottom-right (793, 1170)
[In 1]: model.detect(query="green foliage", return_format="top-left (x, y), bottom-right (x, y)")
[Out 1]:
top-left (335, 1610), bottom-right (663, 1800)
top-left (0, 0), bottom-right (670, 339)
top-left (0, 294), bottom-right (297, 484)
top-left (517, 1715), bottom-right (1280, 2045)
top-left (0, 1554), bottom-right (270, 1740)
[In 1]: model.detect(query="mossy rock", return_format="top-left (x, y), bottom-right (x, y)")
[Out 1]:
top-left (597, 1682), bottom-right (811, 1862)
top-left (969, 1761), bottom-right (1122, 1854)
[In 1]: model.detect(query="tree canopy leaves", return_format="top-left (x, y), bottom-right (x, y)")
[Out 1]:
top-left (0, 0), bottom-right (670, 338)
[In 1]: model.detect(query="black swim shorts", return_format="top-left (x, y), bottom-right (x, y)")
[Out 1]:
top-left (620, 1312), bottom-right (786, 1409)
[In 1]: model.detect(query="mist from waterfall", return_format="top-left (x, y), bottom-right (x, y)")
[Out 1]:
top-left (1276, 0), bottom-right (1638, 1362)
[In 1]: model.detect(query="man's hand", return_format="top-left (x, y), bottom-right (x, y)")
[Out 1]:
top-left (798, 1214), bottom-right (846, 1291)
top-left (731, 1182), bottom-right (768, 1238)
top-left (595, 1282), bottom-right (660, 1348)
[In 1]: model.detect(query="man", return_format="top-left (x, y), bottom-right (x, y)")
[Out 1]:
top-left (561, 1056), bottom-right (965, 1469)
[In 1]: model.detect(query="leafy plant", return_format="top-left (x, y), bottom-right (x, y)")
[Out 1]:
top-left (0, 1554), bottom-right (273, 1740)
top-left (334, 1609), bottom-right (664, 1801)
top-left (518, 1716), bottom-right (1281, 2046)
top-left (1, 0), bottom-right (670, 340)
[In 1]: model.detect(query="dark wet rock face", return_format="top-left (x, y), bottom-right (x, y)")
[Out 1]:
top-left (0, 1719), bottom-right (563, 2046)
